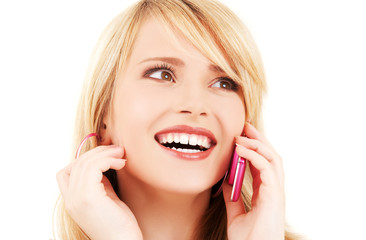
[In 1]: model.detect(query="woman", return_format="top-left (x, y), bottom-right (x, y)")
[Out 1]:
top-left (56, 0), bottom-right (300, 239)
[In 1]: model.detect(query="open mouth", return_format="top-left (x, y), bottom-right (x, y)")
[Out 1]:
top-left (154, 125), bottom-right (217, 154)
top-left (155, 133), bottom-right (213, 153)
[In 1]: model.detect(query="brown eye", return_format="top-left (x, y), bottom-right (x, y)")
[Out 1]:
top-left (149, 70), bottom-right (174, 82)
top-left (211, 78), bottom-right (239, 91)
top-left (219, 81), bottom-right (231, 89)
top-left (161, 71), bottom-right (172, 81)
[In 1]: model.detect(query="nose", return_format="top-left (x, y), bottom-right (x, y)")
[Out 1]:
top-left (175, 82), bottom-right (209, 118)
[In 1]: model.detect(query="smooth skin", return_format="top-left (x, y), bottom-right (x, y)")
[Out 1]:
top-left (57, 17), bottom-right (285, 240)
top-left (57, 123), bottom-right (285, 240)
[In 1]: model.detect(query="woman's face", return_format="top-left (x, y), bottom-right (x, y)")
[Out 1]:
top-left (107, 18), bottom-right (245, 194)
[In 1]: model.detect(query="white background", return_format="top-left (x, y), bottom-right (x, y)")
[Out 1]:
top-left (0, 0), bottom-right (365, 239)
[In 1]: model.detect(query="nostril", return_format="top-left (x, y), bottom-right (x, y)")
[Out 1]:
top-left (180, 110), bottom-right (192, 114)
top-left (179, 110), bottom-right (207, 116)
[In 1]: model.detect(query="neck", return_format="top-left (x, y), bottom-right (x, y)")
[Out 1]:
top-left (117, 171), bottom-right (211, 240)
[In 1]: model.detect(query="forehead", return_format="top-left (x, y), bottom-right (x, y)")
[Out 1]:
top-left (127, 17), bottom-right (214, 67)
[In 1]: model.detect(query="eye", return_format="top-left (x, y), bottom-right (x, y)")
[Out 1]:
top-left (149, 70), bottom-right (174, 82)
top-left (211, 78), bottom-right (239, 91)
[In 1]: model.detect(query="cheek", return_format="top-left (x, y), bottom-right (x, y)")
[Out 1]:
top-left (215, 95), bottom-right (246, 137)
top-left (111, 84), bottom-right (174, 163)
top-left (210, 95), bottom-right (245, 179)
top-left (112, 86), bottom-right (162, 142)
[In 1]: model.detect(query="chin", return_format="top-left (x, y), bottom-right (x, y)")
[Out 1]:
top-left (122, 164), bottom-right (217, 196)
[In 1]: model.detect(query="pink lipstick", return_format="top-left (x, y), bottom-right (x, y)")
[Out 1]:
top-left (154, 125), bottom-right (217, 160)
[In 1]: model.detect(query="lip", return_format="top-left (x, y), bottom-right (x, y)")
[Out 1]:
top-left (154, 125), bottom-right (217, 161)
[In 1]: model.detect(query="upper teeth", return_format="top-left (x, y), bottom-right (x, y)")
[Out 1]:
top-left (157, 133), bottom-right (212, 149)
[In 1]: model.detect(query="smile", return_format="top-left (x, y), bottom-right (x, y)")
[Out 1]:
top-left (156, 133), bottom-right (212, 153)
top-left (154, 125), bottom-right (217, 160)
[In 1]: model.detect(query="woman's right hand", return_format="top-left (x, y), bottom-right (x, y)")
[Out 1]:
top-left (57, 145), bottom-right (143, 240)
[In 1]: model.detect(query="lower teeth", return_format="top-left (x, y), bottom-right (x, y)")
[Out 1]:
top-left (171, 147), bottom-right (203, 153)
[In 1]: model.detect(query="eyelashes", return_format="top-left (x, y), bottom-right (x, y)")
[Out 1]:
top-left (142, 63), bottom-right (239, 92)
top-left (143, 63), bottom-right (176, 80)
top-left (211, 77), bottom-right (239, 91)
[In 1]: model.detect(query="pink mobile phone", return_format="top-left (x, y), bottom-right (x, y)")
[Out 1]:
top-left (228, 148), bottom-right (246, 201)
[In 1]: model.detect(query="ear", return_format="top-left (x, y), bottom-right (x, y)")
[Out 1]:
top-left (99, 113), bottom-right (113, 145)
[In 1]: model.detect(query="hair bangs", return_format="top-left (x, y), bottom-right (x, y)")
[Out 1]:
top-left (141, 0), bottom-right (240, 83)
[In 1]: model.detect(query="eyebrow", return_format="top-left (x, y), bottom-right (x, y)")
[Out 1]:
top-left (138, 57), bottom-right (225, 73)
top-left (139, 57), bottom-right (184, 66)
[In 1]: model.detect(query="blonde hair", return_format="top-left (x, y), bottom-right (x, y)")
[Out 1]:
top-left (54, 0), bottom-right (300, 239)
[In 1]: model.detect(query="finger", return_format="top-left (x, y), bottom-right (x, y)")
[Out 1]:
top-left (75, 144), bottom-right (114, 160)
top-left (102, 146), bottom-right (125, 159)
top-left (68, 157), bottom-right (126, 200)
top-left (78, 145), bottom-right (125, 162)
top-left (73, 146), bottom-right (125, 173)
top-left (56, 163), bottom-right (73, 197)
top-left (69, 145), bottom-right (126, 191)
top-left (241, 124), bottom-right (284, 179)
top-left (89, 146), bottom-right (125, 165)
top-left (235, 144), bottom-right (271, 172)
top-left (235, 137), bottom-right (284, 180)
top-left (244, 122), bottom-right (274, 150)
top-left (98, 158), bottom-right (126, 173)
top-left (236, 145), bottom-right (285, 201)
top-left (235, 136), bottom-right (279, 163)
top-left (83, 157), bottom-right (126, 186)
top-left (222, 181), bottom-right (246, 224)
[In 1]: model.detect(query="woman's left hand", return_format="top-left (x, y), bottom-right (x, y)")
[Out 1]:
top-left (223, 122), bottom-right (285, 240)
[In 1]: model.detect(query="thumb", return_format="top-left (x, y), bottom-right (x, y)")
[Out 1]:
top-left (222, 181), bottom-right (246, 224)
